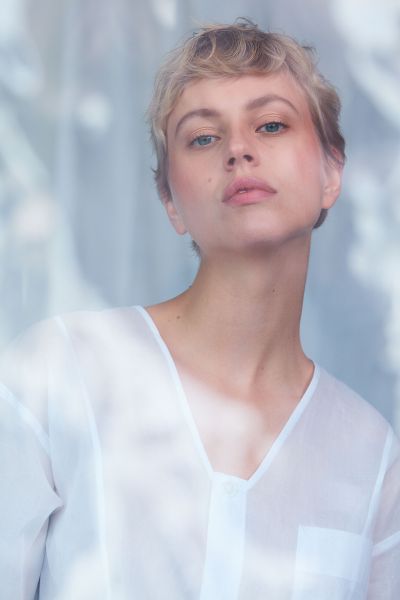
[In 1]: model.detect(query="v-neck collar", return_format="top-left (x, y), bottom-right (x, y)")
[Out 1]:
top-left (135, 305), bottom-right (320, 490)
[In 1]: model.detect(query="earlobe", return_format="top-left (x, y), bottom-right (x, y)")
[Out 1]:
top-left (163, 198), bottom-right (187, 235)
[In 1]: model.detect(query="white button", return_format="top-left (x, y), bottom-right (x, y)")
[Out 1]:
top-left (223, 480), bottom-right (239, 497)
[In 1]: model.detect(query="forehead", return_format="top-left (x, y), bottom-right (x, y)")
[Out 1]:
top-left (167, 71), bottom-right (312, 133)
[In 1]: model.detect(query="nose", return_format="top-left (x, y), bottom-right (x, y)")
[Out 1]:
top-left (224, 131), bottom-right (259, 169)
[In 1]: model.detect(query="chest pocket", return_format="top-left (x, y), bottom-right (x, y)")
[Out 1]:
top-left (291, 526), bottom-right (372, 600)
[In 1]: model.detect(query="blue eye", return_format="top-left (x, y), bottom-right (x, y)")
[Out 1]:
top-left (257, 121), bottom-right (286, 134)
top-left (190, 135), bottom-right (217, 147)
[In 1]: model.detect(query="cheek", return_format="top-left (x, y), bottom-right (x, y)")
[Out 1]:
top-left (169, 164), bottom-right (215, 205)
top-left (167, 164), bottom-right (191, 202)
top-left (289, 141), bottom-right (326, 189)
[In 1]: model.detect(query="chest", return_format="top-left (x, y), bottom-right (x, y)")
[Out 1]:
top-left (178, 370), bottom-right (300, 480)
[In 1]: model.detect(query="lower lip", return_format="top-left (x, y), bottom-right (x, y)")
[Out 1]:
top-left (224, 188), bottom-right (276, 206)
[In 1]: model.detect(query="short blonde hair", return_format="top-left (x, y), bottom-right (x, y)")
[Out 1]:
top-left (148, 19), bottom-right (345, 228)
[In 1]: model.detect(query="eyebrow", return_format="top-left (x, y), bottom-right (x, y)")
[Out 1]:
top-left (245, 94), bottom-right (299, 115)
top-left (174, 93), bottom-right (299, 137)
top-left (174, 108), bottom-right (220, 138)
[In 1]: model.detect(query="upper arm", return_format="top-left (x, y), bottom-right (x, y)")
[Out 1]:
top-left (0, 323), bottom-right (63, 599)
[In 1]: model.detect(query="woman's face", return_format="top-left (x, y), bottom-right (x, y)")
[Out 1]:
top-left (164, 71), bottom-right (342, 256)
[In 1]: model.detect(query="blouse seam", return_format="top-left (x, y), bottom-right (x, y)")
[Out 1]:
top-left (134, 305), bottom-right (214, 480)
top-left (53, 315), bottom-right (112, 598)
top-left (0, 380), bottom-right (50, 455)
top-left (248, 364), bottom-right (321, 487)
top-left (372, 530), bottom-right (400, 557)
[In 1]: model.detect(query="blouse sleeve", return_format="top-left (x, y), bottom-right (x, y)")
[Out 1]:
top-left (367, 430), bottom-right (400, 598)
top-left (0, 322), bottom-right (63, 599)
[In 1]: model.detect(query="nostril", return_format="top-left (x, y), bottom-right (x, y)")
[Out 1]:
top-left (227, 153), bottom-right (254, 166)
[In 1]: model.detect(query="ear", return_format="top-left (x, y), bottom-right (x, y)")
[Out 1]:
top-left (321, 153), bottom-right (343, 210)
top-left (162, 196), bottom-right (187, 235)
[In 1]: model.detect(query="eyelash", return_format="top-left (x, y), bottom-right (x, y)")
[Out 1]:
top-left (188, 121), bottom-right (288, 148)
top-left (189, 134), bottom-right (219, 148)
top-left (256, 121), bottom-right (287, 134)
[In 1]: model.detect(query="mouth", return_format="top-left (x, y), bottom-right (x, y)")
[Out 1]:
top-left (223, 177), bottom-right (277, 206)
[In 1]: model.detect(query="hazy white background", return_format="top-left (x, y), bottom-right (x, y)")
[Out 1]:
top-left (0, 0), bottom-right (399, 432)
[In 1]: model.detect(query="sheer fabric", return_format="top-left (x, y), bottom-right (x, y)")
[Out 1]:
top-left (0, 307), bottom-right (399, 599)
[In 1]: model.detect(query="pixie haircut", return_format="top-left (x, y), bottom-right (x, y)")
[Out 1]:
top-left (148, 19), bottom-right (345, 229)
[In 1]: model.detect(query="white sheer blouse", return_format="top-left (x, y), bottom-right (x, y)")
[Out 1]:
top-left (0, 306), bottom-right (399, 599)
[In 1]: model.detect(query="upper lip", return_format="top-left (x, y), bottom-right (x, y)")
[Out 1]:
top-left (222, 177), bottom-right (277, 202)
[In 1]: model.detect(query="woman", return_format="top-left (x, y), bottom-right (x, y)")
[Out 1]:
top-left (1, 20), bottom-right (399, 599)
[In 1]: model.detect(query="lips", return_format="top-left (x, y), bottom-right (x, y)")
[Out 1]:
top-left (223, 177), bottom-right (277, 206)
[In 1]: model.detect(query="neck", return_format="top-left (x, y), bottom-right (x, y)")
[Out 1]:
top-left (153, 236), bottom-right (312, 392)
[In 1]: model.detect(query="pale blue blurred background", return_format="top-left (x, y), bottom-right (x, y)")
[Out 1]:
top-left (0, 0), bottom-right (399, 432)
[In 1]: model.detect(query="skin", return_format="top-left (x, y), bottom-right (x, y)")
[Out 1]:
top-left (147, 71), bottom-right (342, 479)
